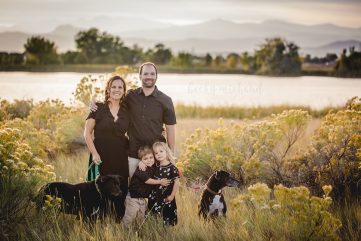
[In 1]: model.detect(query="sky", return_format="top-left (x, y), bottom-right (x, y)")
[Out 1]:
top-left (1, 0), bottom-right (361, 32)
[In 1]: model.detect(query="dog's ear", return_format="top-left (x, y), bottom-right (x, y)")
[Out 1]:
top-left (99, 175), bottom-right (110, 183)
top-left (214, 170), bottom-right (222, 180)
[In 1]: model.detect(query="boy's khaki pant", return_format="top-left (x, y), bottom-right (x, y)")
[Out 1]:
top-left (121, 195), bottom-right (146, 227)
top-left (128, 156), bottom-right (139, 178)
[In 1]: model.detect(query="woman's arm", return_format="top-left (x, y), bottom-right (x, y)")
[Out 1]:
top-left (166, 178), bottom-right (180, 202)
top-left (84, 119), bottom-right (101, 164)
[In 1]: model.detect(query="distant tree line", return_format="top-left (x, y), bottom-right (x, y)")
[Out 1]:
top-left (334, 47), bottom-right (361, 77)
top-left (303, 53), bottom-right (338, 65)
top-left (0, 27), bottom-right (360, 76)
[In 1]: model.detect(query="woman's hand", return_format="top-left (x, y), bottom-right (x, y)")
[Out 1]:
top-left (138, 160), bottom-right (146, 171)
top-left (89, 101), bottom-right (98, 112)
top-left (159, 178), bottom-right (170, 187)
top-left (166, 195), bottom-right (175, 202)
top-left (92, 152), bottom-right (102, 165)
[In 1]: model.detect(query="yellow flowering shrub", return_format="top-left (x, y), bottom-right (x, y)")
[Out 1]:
top-left (179, 110), bottom-right (310, 185)
top-left (0, 127), bottom-right (56, 239)
top-left (51, 108), bottom-right (87, 152)
top-left (304, 97), bottom-right (361, 200)
top-left (27, 99), bottom-right (68, 130)
top-left (0, 118), bottom-right (56, 159)
top-left (73, 66), bottom-right (138, 107)
top-left (231, 183), bottom-right (342, 240)
top-left (0, 127), bottom-right (55, 182)
top-left (0, 99), bottom-right (34, 120)
top-left (41, 195), bottom-right (62, 212)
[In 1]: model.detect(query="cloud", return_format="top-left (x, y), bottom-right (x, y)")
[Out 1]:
top-left (0, 0), bottom-right (360, 30)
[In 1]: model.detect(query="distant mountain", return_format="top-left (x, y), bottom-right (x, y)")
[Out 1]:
top-left (0, 25), bottom-right (82, 52)
top-left (0, 31), bottom-right (30, 52)
top-left (123, 37), bottom-right (265, 55)
top-left (0, 19), bottom-right (360, 56)
top-left (74, 16), bottom-right (173, 33)
top-left (120, 19), bottom-right (361, 47)
top-left (302, 40), bottom-right (361, 56)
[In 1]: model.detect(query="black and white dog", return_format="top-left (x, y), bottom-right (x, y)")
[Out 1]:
top-left (198, 170), bottom-right (241, 219)
top-left (37, 175), bottom-right (128, 221)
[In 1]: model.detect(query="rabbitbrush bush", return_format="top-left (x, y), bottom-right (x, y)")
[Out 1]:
top-left (231, 183), bottom-right (342, 241)
top-left (0, 127), bottom-right (55, 240)
top-left (179, 109), bottom-right (311, 185)
top-left (303, 97), bottom-right (361, 201)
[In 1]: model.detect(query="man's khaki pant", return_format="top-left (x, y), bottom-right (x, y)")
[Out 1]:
top-left (128, 156), bottom-right (139, 178)
top-left (121, 195), bottom-right (147, 227)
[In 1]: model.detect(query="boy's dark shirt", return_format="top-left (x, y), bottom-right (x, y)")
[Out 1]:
top-left (129, 165), bottom-right (155, 198)
top-left (121, 86), bottom-right (177, 158)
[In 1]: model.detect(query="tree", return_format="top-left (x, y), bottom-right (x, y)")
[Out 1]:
top-left (148, 43), bottom-right (172, 64)
top-left (24, 36), bottom-right (60, 64)
top-left (254, 38), bottom-right (301, 75)
top-left (239, 51), bottom-right (256, 73)
top-left (214, 55), bottom-right (224, 67)
top-left (0, 52), bottom-right (24, 65)
top-left (204, 53), bottom-right (213, 67)
top-left (172, 52), bottom-right (193, 67)
top-left (226, 53), bottom-right (239, 69)
top-left (75, 28), bottom-right (130, 64)
top-left (335, 47), bottom-right (361, 77)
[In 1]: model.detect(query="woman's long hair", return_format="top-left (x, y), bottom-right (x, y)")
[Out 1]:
top-left (104, 75), bottom-right (126, 104)
top-left (152, 141), bottom-right (175, 164)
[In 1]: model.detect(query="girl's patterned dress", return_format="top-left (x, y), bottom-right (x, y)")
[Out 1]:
top-left (148, 162), bottom-right (179, 226)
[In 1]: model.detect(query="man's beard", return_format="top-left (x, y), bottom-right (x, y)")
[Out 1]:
top-left (142, 79), bottom-right (156, 88)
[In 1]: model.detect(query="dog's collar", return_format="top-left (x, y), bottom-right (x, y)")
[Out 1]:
top-left (206, 186), bottom-right (222, 196)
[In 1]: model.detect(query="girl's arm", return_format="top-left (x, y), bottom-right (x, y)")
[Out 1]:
top-left (145, 178), bottom-right (170, 186)
top-left (166, 178), bottom-right (180, 202)
top-left (84, 119), bottom-right (101, 164)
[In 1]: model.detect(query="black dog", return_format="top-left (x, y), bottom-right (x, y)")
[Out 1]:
top-left (37, 175), bottom-right (128, 221)
top-left (198, 170), bottom-right (240, 219)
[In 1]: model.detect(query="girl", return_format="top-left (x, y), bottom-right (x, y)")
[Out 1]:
top-left (148, 142), bottom-right (180, 226)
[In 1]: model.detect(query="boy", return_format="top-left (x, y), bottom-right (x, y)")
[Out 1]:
top-left (121, 146), bottom-right (169, 227)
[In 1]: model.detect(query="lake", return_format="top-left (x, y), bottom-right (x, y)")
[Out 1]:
top-left (0, 72), bottom-right (360, 109)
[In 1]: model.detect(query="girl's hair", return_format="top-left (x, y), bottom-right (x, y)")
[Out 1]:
top-left (104, 75), bottom-right (126, 104)
top-left (152, 142), bottom-right (175, 164)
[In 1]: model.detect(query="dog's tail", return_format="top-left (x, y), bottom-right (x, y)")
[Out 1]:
top-left (33, 183), bottom-right (49, 211)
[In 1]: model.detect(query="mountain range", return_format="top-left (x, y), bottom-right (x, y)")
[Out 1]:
top-left (0, 19), bottom-right (360, 57)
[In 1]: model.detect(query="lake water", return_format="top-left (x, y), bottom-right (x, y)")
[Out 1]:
top-left (0, 72), bottom-right (360, 109)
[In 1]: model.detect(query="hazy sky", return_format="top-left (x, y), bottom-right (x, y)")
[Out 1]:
top-left (1, 0), bottom-right (361, 30)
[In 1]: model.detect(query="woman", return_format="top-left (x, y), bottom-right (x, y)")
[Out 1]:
top-left (84, 75), bottom-right (129, 190)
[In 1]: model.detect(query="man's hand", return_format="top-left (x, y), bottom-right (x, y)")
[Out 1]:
top-left (159, 178), bottom-right (170, 187)
top-left (89, 101), bottom-right (98, 112)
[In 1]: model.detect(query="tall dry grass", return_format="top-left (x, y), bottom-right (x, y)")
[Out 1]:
top-left (4, 118), bottom-right (358, 241)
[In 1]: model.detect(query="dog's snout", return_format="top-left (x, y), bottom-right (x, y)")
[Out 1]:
top-left (226, 177), bottom-right (240, 187)
top-left (112, 188), bottom-right (122, 197)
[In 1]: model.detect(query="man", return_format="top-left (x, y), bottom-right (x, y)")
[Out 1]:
top-left (125, 62), bottom-right (176, 177)
top-left (91, 62), bottom-right (176, 178)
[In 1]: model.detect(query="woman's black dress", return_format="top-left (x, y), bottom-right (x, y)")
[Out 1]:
top-left (86, 102), bottom-right (129, 219)
top-left (86, 102), bottom-right (129, 180)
